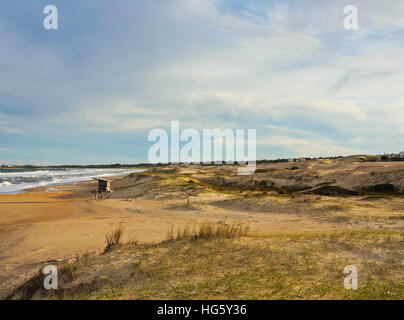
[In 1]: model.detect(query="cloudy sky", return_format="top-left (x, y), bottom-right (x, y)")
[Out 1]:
top-left (1, 0), bottom-right (404, 164)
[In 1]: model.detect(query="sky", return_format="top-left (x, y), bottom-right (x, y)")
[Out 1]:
top-left (1, 0), bottom-right (404, 165)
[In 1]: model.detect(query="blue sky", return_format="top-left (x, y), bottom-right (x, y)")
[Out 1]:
top-left (1, 0), bottom-right (404, 164)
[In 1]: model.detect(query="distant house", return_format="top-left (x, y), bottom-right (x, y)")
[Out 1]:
top-left (400, 151), bottom-right (404, 158)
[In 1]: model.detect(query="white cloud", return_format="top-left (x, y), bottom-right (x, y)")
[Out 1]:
top-left (258, 135), bottom-right (364, 158)
top-left (1, 0), bottom-right (404, 162)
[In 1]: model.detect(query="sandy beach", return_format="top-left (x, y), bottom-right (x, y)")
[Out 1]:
top-left (1, 159), bottom-right (403, 299)
top-left (0, 177), bottom-right (169, 297)
top-left (0, 177), bottom-right (330, 297)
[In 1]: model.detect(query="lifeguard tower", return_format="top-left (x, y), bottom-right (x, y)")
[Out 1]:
top-left (91, 178), bottom-right (112, 199)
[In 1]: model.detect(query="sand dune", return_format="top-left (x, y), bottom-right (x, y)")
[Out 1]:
top-left (1, 157), bottom-right (404, 298)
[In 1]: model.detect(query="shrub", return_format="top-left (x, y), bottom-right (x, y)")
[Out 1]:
top-left (104, 223), bottom-right (124, 252)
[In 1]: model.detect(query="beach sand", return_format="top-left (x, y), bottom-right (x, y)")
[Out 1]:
top-left (1, 160), bottom-right (403, 298)
top-left (0, 180), bottom-right (337, 297)
top-left (0, 179), bottom-right (171, 297)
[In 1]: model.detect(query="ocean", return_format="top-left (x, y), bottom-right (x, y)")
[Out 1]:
top-left (0, 168), bottom-right (144, 194)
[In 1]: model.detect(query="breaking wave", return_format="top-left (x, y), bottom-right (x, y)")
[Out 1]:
top-left (0, 168), bottom-right (143, 194)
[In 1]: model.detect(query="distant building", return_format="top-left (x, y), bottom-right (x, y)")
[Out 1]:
top-left (400, 151), bottom-right (404, 158)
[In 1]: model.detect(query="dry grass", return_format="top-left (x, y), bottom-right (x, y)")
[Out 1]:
top-left (60, 262), bottom-right (77, 282)
top-left (8, 228), bottom-right (403, 300)
top-left (166, 222), bottom-right (249, 241)
top-left (127, 234), bottom-right (138, 245)
top-left (104, 223), bottom-right (124, 252)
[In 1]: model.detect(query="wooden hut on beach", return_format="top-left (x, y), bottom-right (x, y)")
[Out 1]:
top-left (91, 178), bottom-right (112, 199)
top-left (94, 178), bottom-right (112, 192)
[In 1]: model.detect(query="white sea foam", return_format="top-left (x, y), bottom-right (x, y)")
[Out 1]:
top-left (0, 168), bottom-right (144, 194)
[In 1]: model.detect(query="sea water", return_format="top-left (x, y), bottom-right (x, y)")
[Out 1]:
top-left (0, 168), bottom-right (143, 194)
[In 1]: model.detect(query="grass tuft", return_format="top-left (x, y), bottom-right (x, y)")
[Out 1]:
top-left (104, 223), bottom-right (124, 253)
top-left (166, 222), bottom-right (249, 241)
top-left (127, 234), bottom-right (138, 245)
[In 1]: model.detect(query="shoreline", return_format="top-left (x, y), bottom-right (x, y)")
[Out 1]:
top-left (0, 168), bottom-right (147, 195)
